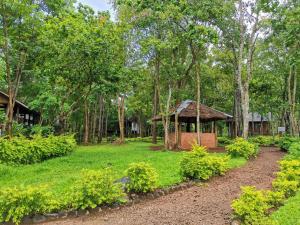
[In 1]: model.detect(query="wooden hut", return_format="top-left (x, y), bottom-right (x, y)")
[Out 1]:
top-left (0, 91), bottom-right (40, 133)
top-left (153, 100), bottom-right (232, 149)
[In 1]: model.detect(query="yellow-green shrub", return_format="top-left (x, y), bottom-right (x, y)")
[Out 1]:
top-left (272, 160), bottom-right (300, 197)
top-left (278, 136), bottom-right (300, 151)
top-left (231, 186), bottom-right (276, 225)
top-left (226, 138), bottom-right (259, 159)
top-left (69, 169), bottom-right (125, 209)
top-left (180, 145), bottom-right (229, 180)
top-left (0, 135), bottom-right (76, 164)
top-left (0, 185), bottom-right (54, 225)
top-left (125, 162), bottom-right (159, 193)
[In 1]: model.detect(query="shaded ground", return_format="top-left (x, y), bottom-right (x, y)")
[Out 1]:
top-left (43, 147), bottom-right (284, 225)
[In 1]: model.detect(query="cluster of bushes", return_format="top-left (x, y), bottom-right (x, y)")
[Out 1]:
top-left (278, 136), bottom-right (300, 151)
top-left (217, 136), bottom-right (233, 146)
top-left (248, 136), bottom-right (280, 147)
top-left (126, 136), bottom-right (163, 143)
top-left (232, 138), bottom-right (300, 225)
top-left (0, 135), bottom-right (76, 164)
top-left (226, 138), bottom-right (259, 159)
top-left (0, 162), bottom-right (159, 224)
top-left (180, 144), bottom-right (229, 180)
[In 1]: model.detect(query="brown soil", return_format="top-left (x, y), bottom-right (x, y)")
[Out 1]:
top-left (43, 147), bottom-right (284, 225)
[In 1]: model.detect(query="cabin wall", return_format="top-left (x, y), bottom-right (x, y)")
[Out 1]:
top-left (169, 132), bottom-right (217, 149)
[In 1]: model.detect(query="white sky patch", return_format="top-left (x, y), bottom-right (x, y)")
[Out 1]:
top-left (76, 0), bottom-right (116, 19)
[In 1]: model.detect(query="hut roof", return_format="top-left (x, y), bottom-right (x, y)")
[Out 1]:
top-left (153, 100), bottom-right (232, 123)
top-left (0, 91), bottom-right (39, 115)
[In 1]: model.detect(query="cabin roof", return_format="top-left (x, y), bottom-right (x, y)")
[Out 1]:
top-left (153, 100), bottom-right (232, 123)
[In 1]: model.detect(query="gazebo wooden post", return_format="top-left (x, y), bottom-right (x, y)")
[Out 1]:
top-left (175, 112), bottom-right (179, 149)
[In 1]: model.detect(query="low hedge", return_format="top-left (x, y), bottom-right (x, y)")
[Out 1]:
top-left (180, 145), bottom-right (229, 180)
top-left (278, 136), bottom-right (300, 151)
top-left (248, 136), bottom-right (280, 146)
top-left (226, 138), bottom-right (259, 159)
top-left (0, 185), bottom-right (55, 225)
top-left (0, 135), bottom-right (76, 165)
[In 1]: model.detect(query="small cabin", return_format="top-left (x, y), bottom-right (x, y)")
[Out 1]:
top-left (0, 91), bottom-right (40, 133)
top-left (153, 100), bottom-right (232, 149)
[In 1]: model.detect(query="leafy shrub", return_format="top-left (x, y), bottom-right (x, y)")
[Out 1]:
top-left (272, 160), bottom-right (300, 197)
top-left (0, 185), bottom-right (54, 225)
top-left (226, 138), bottom-right (259, 159)
top-left (278, 136), bottom-right (300, 151)
top-left (217, 136), bottom-right (233, 146)
top-left (30, 125), bottom-right (54, 136)
top-left (125, 162), bottom-right (159, 193)
top-left (69, 169), bottom-right (125, 209)
top-left (126, 136), bottom-right (163, 143)
top-left (272, 179), bottom-right (299, 198)
top-left (248, 136), bottom-right (277, 146)
top-left (287, 142), bottom-right (300, 159)
top-left (180, 145), bottom-right (229, 180)
top-left (232, 186), bottom-right (275, 225)
top-left (0, 134), bottom-right (76, 164)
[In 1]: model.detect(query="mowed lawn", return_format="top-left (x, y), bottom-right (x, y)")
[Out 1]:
top-left (0, 142), bottom-right (246, 195)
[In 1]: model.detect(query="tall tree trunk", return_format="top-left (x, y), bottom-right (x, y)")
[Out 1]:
top-left (83, 100), bottom-right (89, 145)
top-left (196, 63), bottom-right (201, 145)
top-left (152, 54), bottom-right (160, 144)
top-left (117, 95), bottom-right (125, 144)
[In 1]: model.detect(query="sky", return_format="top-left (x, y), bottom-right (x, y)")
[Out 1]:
top-left (77, 0), bottom-right (114, 13)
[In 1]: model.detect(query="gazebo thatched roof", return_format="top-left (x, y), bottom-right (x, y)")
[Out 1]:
top-left (152, 100), bottom-right (232, 123)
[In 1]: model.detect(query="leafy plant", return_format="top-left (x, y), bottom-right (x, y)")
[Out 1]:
top-left (0, 185), bottom-right (54, 225)
top-left (287, 142), bottom-right (300, 159)
top-left (125, 162), bottom-right (159, 193)
top-left (278, 136), bottom-right (300, 151)
top-left (69, 169), bottom-right (125, 209)
top-left (180, 145), bottom-right (229, 180)
top-left (226, 138), bottom-right (259, 159)
top-left (217, 136), bottom-right (233, 146)
top-left (231, 186), bottom-right (276, 225)
top-left (248, 136), bottom-right (278, 146)
top-left (0, 134), bottom-right (76, 164)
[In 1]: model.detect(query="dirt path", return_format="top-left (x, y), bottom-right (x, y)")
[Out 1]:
top-left (43, 147), bottom-right (284, 225)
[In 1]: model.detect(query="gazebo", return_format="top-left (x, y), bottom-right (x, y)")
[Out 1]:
top-left (153, 100), bottom-right (232, 149)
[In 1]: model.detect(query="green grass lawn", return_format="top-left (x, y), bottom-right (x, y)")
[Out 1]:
top-left (0, 142), bottom-right (246, 195)
top-left (271, 190), bottom-right (300, 225)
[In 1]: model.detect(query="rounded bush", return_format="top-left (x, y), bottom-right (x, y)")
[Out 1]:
top-left (70, 169), bottom-right (125, 209)
top-left (180, 145), bottom-right (229, 180)
top-left (125, 162), bottom-right (158, 193)
top-left (226, 138), bottom-right (259, 159)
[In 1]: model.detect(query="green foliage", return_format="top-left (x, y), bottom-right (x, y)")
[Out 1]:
top-left (0, 185), bottom-right (54, 225)
top-left (248, 136), bottom-right (279, 146)
top-left (272, 160), bottom-right (300, 197)
top-left (180, 145), bottom-right (229, 180)
top-left (125, 162), bottom-right (159, 193)
top-left (231, 186), bottom-right (276, 225)
top-left (217, 136), bottom-right (233, 146)
top-left (0, 135), bottom-right (76, 164)
top-left (126, 136), bottom-right (162, 143)
top-left (287, 143), bottom-right (300, 159)
top-left (29, 125), bottom-right (54, 137)
top-left (278, 136), bottom-right (300, 151)
top-left (226, 138), bottom-right (259, 159)
top-left (69, 169), bottom-right (125, 209)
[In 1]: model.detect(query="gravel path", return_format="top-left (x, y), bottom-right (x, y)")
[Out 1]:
top-left (43, 147), bottom-right (284, 225)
